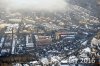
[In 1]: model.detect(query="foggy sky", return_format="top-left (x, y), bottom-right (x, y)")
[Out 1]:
top-left (0, 0), bottom-right (68, 12)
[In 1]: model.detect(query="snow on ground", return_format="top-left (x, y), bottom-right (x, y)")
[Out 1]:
top-left (83, 47), bottom-right (91, 53)
top-left (40, 57), bottom-right (49, 65)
